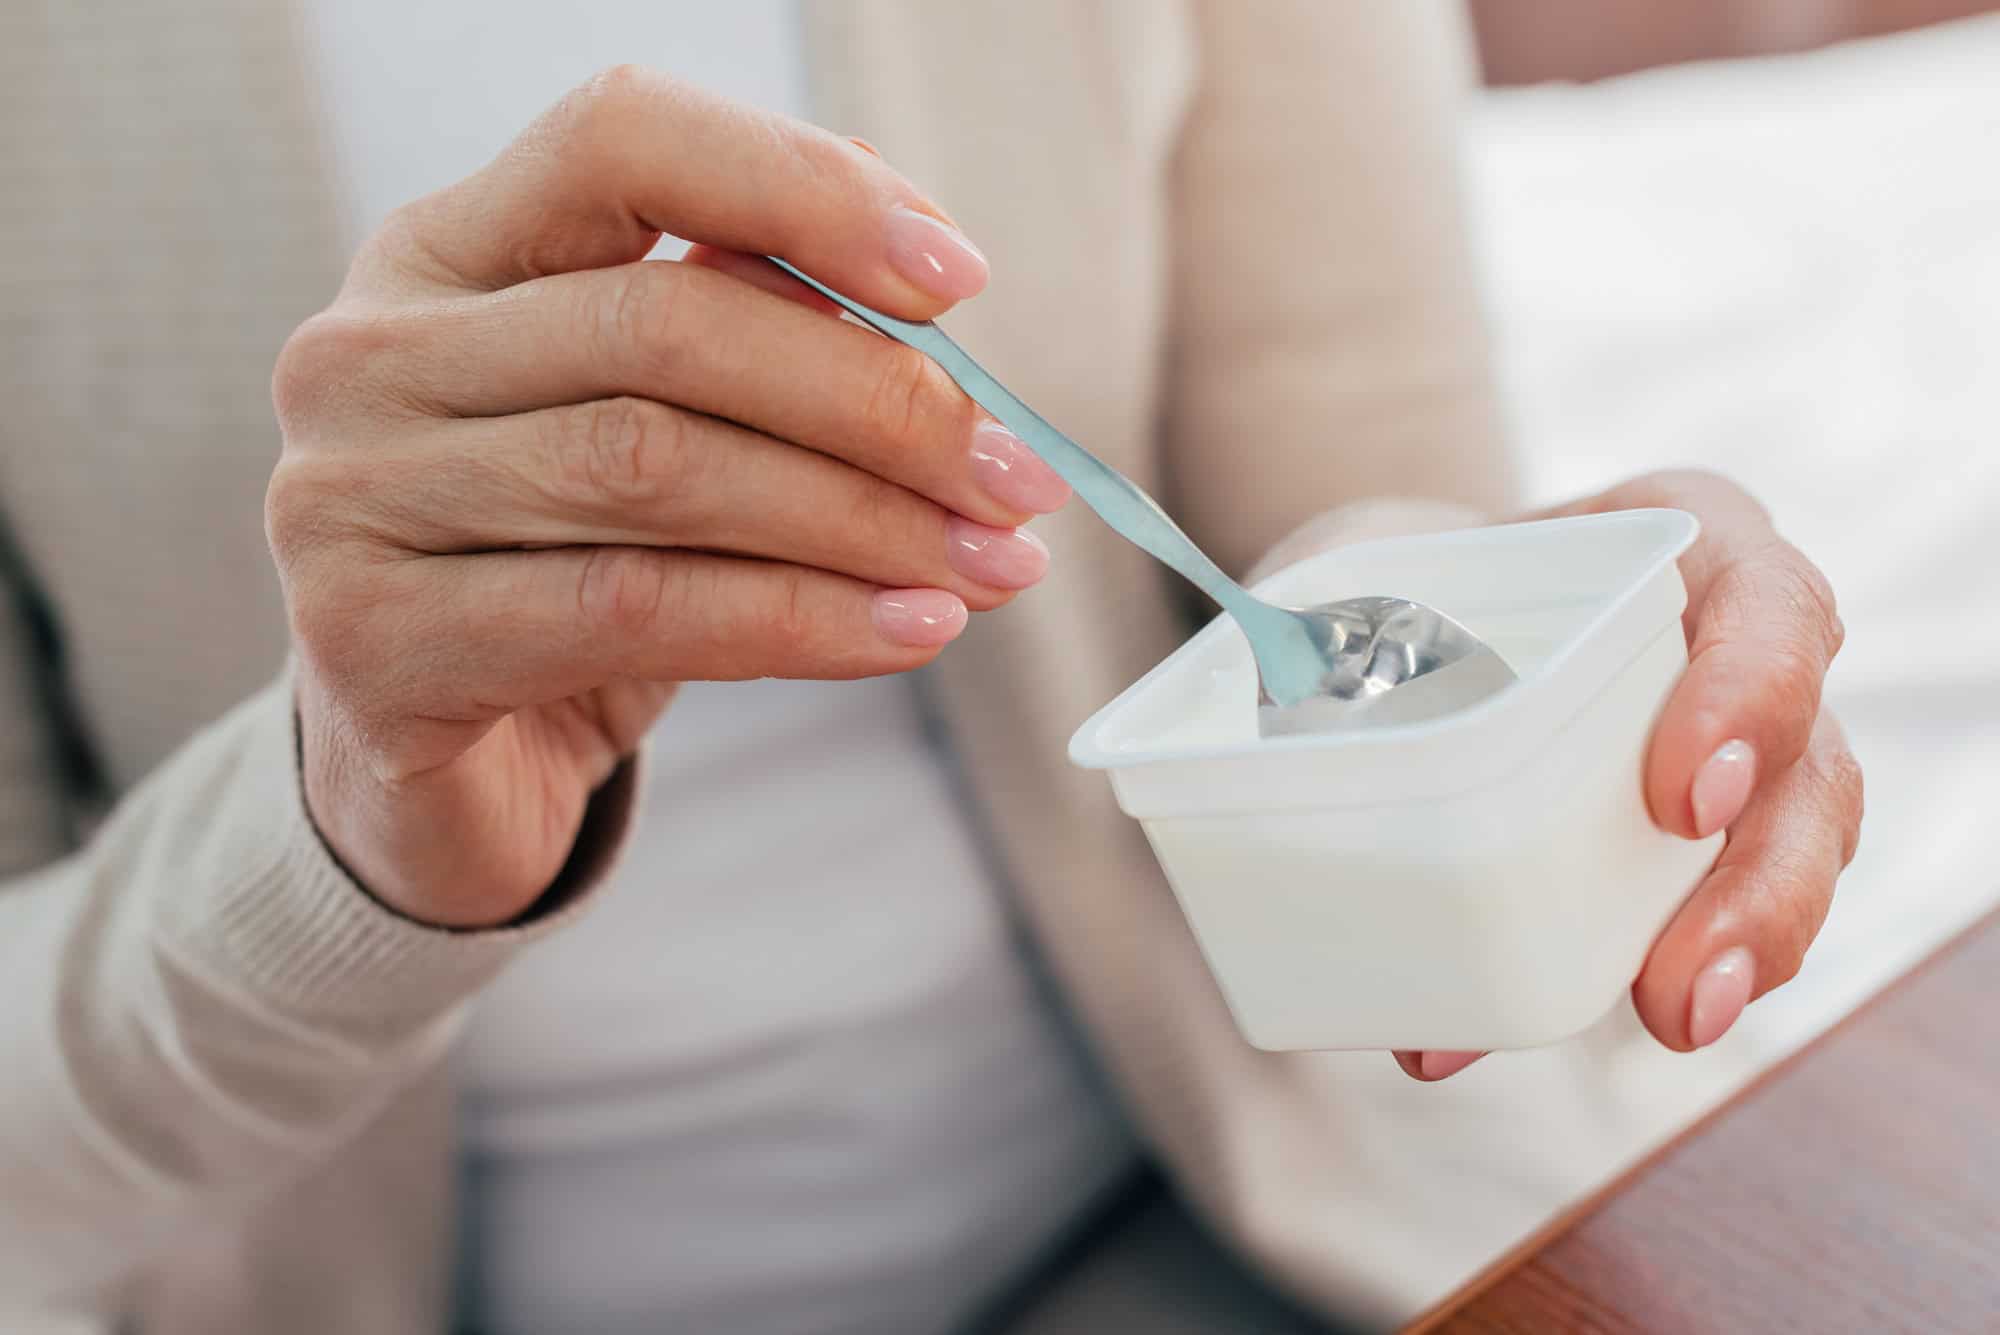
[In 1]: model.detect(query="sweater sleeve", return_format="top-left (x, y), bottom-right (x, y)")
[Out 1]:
top-left (1160, 0), bottom-right (1519, 580)
top-left (0, 660), bottom-right (636, 1307)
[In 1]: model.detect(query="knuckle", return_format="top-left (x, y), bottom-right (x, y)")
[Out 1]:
top-left (575, 546), bottom-right (672, 638)
top-left (1789, 553), bottom-right (1843, 656)
top-left (1762, 637), bottom-right (1828, 732)
top-left (863, 343), bottom-right (965, 449)
top-left (282, 547), bottom-right (392, 694)
top-left (1766, 558), bottom-right (1841, 672)
top-left (553, 66), bottom-right (674, 167)
top-left (600, 262), bottom-right (698, 371)
top-left (1759, 941), bottom-right (1806, 994)
top-left (769, 563), bottom-right (820, 651)
top-left (554, 396), bottom-right (692, 511)
top-left (578, 63), bottom-right (659, 114)
top-left (1709, 551), bottom-right (1820, 641)
top-left (1817, 743), bottom-right (1867, 867)
top-left (1757, 853), bottom-right (1830, 991)
top-left (263, 455), bottom-right (347, 575)
top-left (271, 309), bottom-right (393, 430)
top-left (555, 65), bottom-right (663, 148)
top-left (374, 198), bottom-right (427, 252)
top-left (367, 199), bottom-right (448, 284)
top-left (848, 476), bottom-right (912, 552)
top-left (785, 125), bottom-right (866, 193)
top-left (292, 582), bottom-right (364, 676)
top-left (1699, 558), bottom-right (1761, 638)
top-left (749, 565), bottom-right (864, 677)
top-left (1699, 561), bottom-right (1834, 755)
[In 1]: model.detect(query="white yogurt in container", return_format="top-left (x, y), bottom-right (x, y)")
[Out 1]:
top-left (1068, 509), bottom-right (1723, 1052)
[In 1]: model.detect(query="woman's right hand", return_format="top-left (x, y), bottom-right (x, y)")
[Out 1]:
top-left (266, 68), bottom-right (1069, 930)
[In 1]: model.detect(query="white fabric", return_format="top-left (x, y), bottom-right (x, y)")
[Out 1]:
top-left (1291, 16), bottom-right (2000, 1324)
top-left (298, 7), bottom-right (1128, 1334)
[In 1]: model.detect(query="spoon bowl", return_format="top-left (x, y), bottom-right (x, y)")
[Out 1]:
top-left (1255, 597), bottom-right (1518, 737)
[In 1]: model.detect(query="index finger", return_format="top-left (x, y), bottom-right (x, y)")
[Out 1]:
top-left (353, 66), bottom-right (986, 318)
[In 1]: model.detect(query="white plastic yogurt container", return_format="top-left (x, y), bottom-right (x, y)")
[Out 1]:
top-left (1068, 509), bottom-right (1723, 1052)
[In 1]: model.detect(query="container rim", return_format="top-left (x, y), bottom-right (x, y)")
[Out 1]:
top-left (1068, 508), bottom-right (1701, 770)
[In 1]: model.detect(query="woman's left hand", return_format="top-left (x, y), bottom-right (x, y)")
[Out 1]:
top-left (1398, 470), bottom-right (1865, 1081)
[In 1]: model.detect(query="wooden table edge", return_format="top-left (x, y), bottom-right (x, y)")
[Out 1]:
top-left (1395, 903), bottom-right (2000, 1334)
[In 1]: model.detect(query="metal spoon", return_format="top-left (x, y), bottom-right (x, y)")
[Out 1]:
top-left (768, 260), bottom-right (1516, 736)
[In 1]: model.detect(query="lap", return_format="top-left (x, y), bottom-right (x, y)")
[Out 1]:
top-left (975, 1174), bottom-right (1353, 1335)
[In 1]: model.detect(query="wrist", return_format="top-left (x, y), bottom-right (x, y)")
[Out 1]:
top-left (294, 681), bottom-right (552, 931)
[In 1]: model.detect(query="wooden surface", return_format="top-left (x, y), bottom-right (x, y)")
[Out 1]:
top-left (1467, 0), bottom-right (1999, 85)
top-left (1428, 909), bottom-right (2000, 1334)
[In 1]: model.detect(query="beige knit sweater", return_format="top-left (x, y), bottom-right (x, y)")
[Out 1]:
top-left (0, 2), bottom-right (1513, 1330)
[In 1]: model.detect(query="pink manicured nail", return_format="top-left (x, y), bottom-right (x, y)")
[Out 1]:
top-left (884, 207), bottom-right (988, 301)
top-left (1419, 1051), bottom-right (1484, 1080)
top-left (871, 589), bottom-right (968, 647)
top-left (945, 516), bottom-right (1049, 589)
top-left (970, 421), bottom-right (1071, 514)
top-left (1688, 946), bottom-right (1756, 1048)
top-left (1691, 739), bottom-right (1756, 837)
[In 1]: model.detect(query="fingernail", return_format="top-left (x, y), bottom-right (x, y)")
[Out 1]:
top-left (970, 421), bottom-right (1071, 514)
top-left (884, 207), bottom-right (988, 301)
top-left (1688, 946), bottom-right (1756, 1048)
top-left (945, 516), bottom-right (1049, 590)
top-left (1419, 1051), bottom-right (1484, 1081)
top-left (871, 589), bottom-right (968, 647)
top-left (1691, 739), bottom-right (1756, 837)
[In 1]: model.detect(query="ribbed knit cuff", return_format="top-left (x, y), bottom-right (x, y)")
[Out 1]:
top-left (154, 670), bottom-right (641, 1041)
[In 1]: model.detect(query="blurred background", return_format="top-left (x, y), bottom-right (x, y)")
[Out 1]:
top-left (1468, 0), bottom-right (2000, 81)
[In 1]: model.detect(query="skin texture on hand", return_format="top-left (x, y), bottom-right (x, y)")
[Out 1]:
top-left (1258, 474), bottom-right (1862, 1081)
top-left (1546, 472), bottom-right (1862, 1054)
top-left (267, 69), bottom-right (1070, 929)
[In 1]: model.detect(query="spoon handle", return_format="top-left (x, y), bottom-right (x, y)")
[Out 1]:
top-left (767, 259), bottom-right (1271, 629)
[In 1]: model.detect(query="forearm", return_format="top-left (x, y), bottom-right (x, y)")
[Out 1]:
top-left (1163, 0), bottom-right (1519, 579)
top-left (0, 670), bottom-right (632, 1304)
